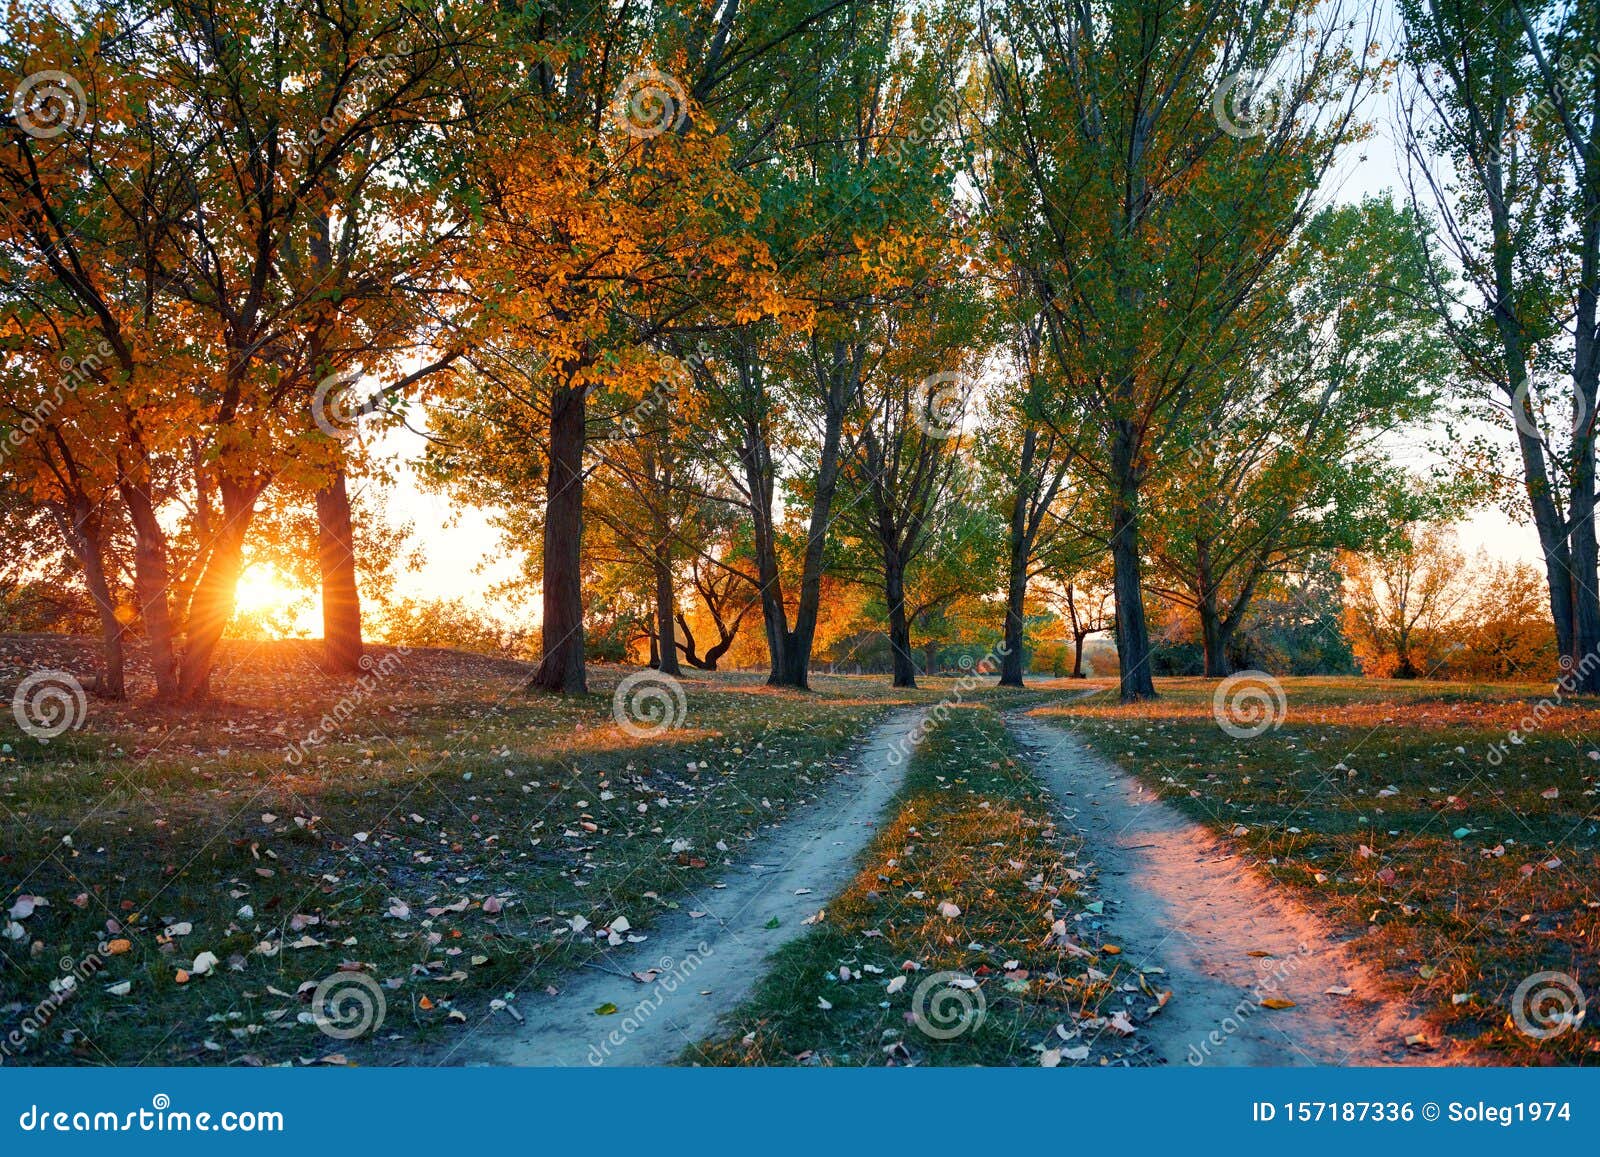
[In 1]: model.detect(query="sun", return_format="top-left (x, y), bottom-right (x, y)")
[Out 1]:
top-left (233, 568), bottom-right (301, 617)
top-left (230, 567), bottom-right (318, 638)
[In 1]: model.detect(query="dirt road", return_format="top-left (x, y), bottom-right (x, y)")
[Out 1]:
top-left (456, 708), bottom-right (925, 1066)
top-left (1010, 712), bottom-right (1425, 1066)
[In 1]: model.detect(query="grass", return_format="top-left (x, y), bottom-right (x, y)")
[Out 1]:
top-left (1042, 675), bottom-right (1600, 1064)
top-left (13, 638), bottom-right (1588, 1068)
top-left (0, 636), bottom-right (937, 1066)
top-left (684, 702), bottom-right (1157, 1067)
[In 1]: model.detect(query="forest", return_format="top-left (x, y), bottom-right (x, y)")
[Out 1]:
top-left (2, 0), bottom-right (1593, 705)
top-left (1, 0), bottom-right (1598, 1077)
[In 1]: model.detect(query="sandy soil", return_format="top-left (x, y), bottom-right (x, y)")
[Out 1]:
top-left (454, 707), bottom-right (926, 1066)
top-left (1010, 712), bottom-right (1430, 1066)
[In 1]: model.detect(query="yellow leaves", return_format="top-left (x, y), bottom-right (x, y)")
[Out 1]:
top-left (1260, 997), bottom-right (1297, 1010)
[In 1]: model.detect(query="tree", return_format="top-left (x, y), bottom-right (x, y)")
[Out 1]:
top-left (1398, 0), bottom-right (1600, 688)
top-left (1340, 525), bottom-right (1470, 678)
top-left (688, 0), bottom-right (968, 688)
top-left (438, 0), bottom-right (795, 695)
top-left (2, 0), bottom-right (474, 699)
top-left (1450, 557), bottom-right (1558, 679)
top-left (976, 0), bottom-right (1375, 700)
top-left (980, 303), bottom-right (1079, 688)
top-left (1145, 198), bottom-right (1451, 676)
top-left (836, 261), bottom-right (983, 687)
top-left (1037, 573), bottom-right (1114, 679)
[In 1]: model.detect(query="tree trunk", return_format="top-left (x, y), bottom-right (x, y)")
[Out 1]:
top-left (1568, 377), bottom-right (1600, 689)
top-left (527, 381), bottom-right (588, 694)
top-left (1071, 633), bottom-right (1086, 678)
top-left (884, 552), bottom-right (917, 689)
top-left (119, 476), bottom-right (179, 700)
top-left (739, 408), bottom-right (791, 685)
top-left (1199, 605), bottom-right (1232, 678)
top-left (177, 478), bottom-right (259, 700)
top-left (1109, 427), bottom-right (1157, 701)
top-left (1509, 378), bottom-right (1578, 669)
top-left (742, 345), bottom-right (853, 691)
top-left (653, 552), bottom-right (681, 678)
top-left (1563, 63), bottom-right (1600, 692)
top-left (1000, 553), bottom-right (1027, 687)
top-left (316, 468), bottom-right (364, 674)
top-left (52, 499), bottom-right (125, 699)
top-left (999, 433), bottom-right (1034, 687)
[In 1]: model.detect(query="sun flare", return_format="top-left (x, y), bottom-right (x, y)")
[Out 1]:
top-left (228, 568), bottom-right (319, 639)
